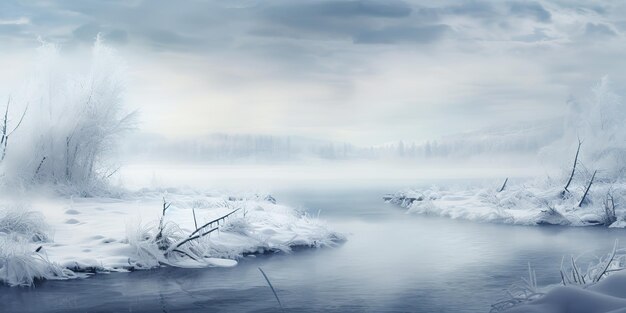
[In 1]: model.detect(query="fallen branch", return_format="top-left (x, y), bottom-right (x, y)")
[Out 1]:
top-left (166, 226), bottom-right (219, 254)
top-left (188, 207), bottom-right (240, 238)
top-left (171, 248), bottom-right (201, 261)
top-left (153, 201), bottom-right (242, 261)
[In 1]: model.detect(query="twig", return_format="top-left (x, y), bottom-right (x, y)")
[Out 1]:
top-left (34, 156), bottom-right (46, 177)
top-left (105, 167), bottom-right (120, 179)
top-left (1, 97), bottom-right (10, 145)
top-left (564, 139), bottom-right (582, 194)
top-left (595, 240), bottom-right (618, 283)
top-left (192, 208), bottom-right (198, 230)
top-left (188, 208), bottom-right (240, 238)
top-left (578, 170), bottom-right (597, 207)
top-left (171, 248), bottom-right (201, 262)
top-left (167, 226), bottom-right (219, 253)
top-left (498, 178), bottom-right (509, 192)
top-left (7, 103), bottom-right (28, 137)
top-left (571, 256), bottom-right (585, 284)
top-left (162, 198), bottom-right (171, 216)
top-left (155, 198), bottom-right (172, 248)
top-left (258, 267), bottom-right (285, 312)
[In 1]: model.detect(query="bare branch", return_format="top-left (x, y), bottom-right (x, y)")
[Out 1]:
top-left (34, 156), bottom-right (47, 177)
top-left (7, 103), bottom-right (28, 137)
top-left (258, 267), bottom-right (285, 312)
top-left (167, 226), bottom-right (219, 253)
top-left (105, 167), bottom-right (120, 179)
top-left (1, 97), bottom-right (9, 141)
top-left (192, 208), bottom-right (198, 231)
top-left (498, 178), bottom-right (509, 192)
top-left (564, 139), bottom-right (582, 194)
top-left (578, 169), bottom-right (597, 207)
top-left (188, 207), bottom-right (240, 238)
top-left (594, 240), bottom-right (618, 283)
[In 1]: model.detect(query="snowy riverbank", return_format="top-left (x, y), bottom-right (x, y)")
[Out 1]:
top-left (384, 178), bottom-right (626, 227)
top-left (501, 268), bottom-right (626, 313)
top-left (0, 188), bottom-right (344, 286)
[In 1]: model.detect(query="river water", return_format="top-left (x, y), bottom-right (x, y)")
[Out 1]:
top-left (2, 180), bottom-right (626, 312)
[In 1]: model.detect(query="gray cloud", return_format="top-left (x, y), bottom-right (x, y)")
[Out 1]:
top-left (262, 0), bottom-right (412, 20)
top-left (585, 23), bottom-right (617, 37)
top-left (444, 1), bottom-right (496, 18)
top-left (254, 0), bottom-right (420, 43)
top-left (509, 1), bottom-right (551, 22)
top-left (353, 24), bottom-right (449, 44)
top-left (2, 0), bottom-right (626, 144)
top-left (0, 0), bottom-right (561, 53)
top-left (512, 28), bottom-right (551, 42)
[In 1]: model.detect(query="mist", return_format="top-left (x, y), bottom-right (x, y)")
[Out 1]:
top-left (2, 2), bottom-right (626, 313)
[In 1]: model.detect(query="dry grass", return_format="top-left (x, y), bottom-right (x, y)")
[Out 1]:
top-left (0, 206), bottom-right (49, 242)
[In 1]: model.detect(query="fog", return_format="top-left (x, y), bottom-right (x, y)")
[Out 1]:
top-left (2, 2), bottom-right (626, 313)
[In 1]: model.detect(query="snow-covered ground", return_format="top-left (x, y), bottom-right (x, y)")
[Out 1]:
top-left (385, 177), bottom-right (625, 227)
top-left (0, 188), bottom-right (343, 286)
top-left (503, 272), bottom-right (626, 313)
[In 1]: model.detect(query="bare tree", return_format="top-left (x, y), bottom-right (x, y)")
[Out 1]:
top-left (0, 97), bottom-right (28, 161)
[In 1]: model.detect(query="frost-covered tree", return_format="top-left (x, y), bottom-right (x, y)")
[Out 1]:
top-left (562, 77), bottom-right (626, 179)
top-left (1, 38), bottom-right (136, 194)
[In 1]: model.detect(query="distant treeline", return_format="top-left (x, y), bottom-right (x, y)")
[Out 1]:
top-left (122, 120), bottom-right (562, 162)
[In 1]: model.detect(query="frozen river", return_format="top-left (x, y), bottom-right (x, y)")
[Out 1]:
top-left (2, 172), bottom-right (626, 312)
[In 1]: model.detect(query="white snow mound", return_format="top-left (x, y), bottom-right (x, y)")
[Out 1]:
top-left (506, 273), bottom-right (626, 313)
top-left (0, 189), bottom-right (344, 286)
top-left (386, 179), bottom-right (626, 227)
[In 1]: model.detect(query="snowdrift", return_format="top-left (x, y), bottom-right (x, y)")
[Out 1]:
top-left (0, 190), bottom-right (344, 286)
top-left (385, 177), bottom-right (625, 227)
top-left (505, 273), bottom-right (626, 313)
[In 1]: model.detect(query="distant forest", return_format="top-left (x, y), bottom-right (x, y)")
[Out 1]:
top-left (123, 120), bottom-right (562, 162)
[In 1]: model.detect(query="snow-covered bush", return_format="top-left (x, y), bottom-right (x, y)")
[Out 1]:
top-left (0, 234), bottom-right (74, 286)
top-left (0, 206), bottom-right (75, 286)
top-left (0, 37), bottom-right (135, 195)
top-left (0, 206), bottom-right (49, 242)
top-left (125, 220), bottom-right (172, 269)
top-left (543, 77), bottom-right (626, 181)
top-left (125, 196), bottom-right (344, 269)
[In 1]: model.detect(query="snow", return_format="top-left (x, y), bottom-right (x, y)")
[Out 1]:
top-left (506, 273), bottom-right (626, 313)
top-left (0, 188), bottom-right (344, 286)
top-left (385, 178), bottom-right (626, 227)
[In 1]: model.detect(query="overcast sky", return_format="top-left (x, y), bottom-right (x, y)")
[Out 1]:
top-left (0, 0), bottom-right (624, 145)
